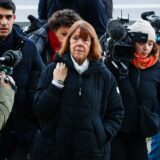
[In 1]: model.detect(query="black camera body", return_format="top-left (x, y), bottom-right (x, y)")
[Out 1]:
top-left (100, 19), bottom-right (149, 77)
top-left (0, 50), bottom-right (22, 75)
top-left (111, 32), bottom-right (148, 61)
top-left (102, 20), bottom-right (148, 63)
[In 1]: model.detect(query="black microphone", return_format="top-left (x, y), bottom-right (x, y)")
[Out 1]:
top-left (0, 50), bottom-right (22, 67)
top-left (107, 20), bottom-right (127, 41)
top-left (141, 11), bottom-right (160, 29)
top-left (27, 15), bottom-right (39, 23)
top-left (141, 11), bottom-right (155, 20)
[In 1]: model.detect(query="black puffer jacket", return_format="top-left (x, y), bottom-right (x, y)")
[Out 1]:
top-left (32, 54), bottom-right (124, 160)
top-left (106, 61), bottom-right (160, 134)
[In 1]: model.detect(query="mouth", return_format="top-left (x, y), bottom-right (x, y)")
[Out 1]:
top-left (75, 50), bottom-right (84, 52)
top-left (0, 28), bottom-right (8, 32)
top-left (141, 52), bottom-right (149, 56)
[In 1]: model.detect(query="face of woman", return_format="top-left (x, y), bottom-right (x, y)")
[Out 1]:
top-left (135, 40), bottom-right (154, 56)
top-left (70, 28), bottom-right (91, 64)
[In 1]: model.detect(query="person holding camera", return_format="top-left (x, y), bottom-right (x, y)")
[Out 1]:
top-left (0, 0), bottom-right (44, 159)
top-left (0, 72), bottom-right (15, 130)
top-left (141, 12), bottom-right (160, 160)
top-left (148, 44), bottom-right (160, 160)
top-left (106, 19), bottom-right (160, 160)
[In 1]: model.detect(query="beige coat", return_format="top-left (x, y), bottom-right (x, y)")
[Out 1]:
top-left (0, 87), bottom-right (15, 130)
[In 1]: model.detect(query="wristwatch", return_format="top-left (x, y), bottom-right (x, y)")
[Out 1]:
top-left (57, 80), bottom-right (64, 85)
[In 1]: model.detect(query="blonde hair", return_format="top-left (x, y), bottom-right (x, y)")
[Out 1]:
top-left (59, 20), bottom-right (102, 60)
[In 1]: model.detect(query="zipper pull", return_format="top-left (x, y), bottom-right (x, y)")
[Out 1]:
top-left (79, 88), bottom-right (82, 96)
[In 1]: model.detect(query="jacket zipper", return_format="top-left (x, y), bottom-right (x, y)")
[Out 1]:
top-left (137, 69), bottom-right (140, 90)
top-left (78, 75), bottom-right (82, 96)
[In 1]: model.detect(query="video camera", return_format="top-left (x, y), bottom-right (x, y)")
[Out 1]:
top-left (141, 11), bottom-right (160, 44)
top-left (0, 50), bottom-right (22, 75)
top-left (102, 20), bottom-right (148, 62)
top-left (100, 19), bottom-right (148, 76)
top-left (0, 50), bottom-right (22, 90)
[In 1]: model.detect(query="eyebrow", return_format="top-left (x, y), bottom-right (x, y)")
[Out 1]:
top-left (0, 14), bottom-right (13, 18)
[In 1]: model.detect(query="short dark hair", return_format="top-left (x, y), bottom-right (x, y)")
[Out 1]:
top-left (0, 0), bottom-right (16, 13)
top-left (48, 9), bottom-right (81, 31)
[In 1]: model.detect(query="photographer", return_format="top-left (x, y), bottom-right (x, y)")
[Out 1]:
top-left (0, 72), bottom-right (15, 130)
top-left (141, 11), bottom-right (160, 160)
top-left (105, 19), bottom-right (160, 160)
top-left (0, 0), bottom-right (44, 159)
top-left (148, 42), bottom-right (160, 160)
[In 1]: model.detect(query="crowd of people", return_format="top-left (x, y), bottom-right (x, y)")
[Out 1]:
top-left (0, 0), bottom-right (160, 160)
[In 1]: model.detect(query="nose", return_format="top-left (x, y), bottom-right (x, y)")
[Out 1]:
top-left (143, 43), bottom-right (149, 50)
top-left (1, 17), bottom-right (8, 26)
top-left (76, 39), bottom-right (84, 45)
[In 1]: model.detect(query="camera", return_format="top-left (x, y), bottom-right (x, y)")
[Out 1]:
top-left (0, 50), bottom-right (22, 90)
top-left (100, 19), bottom-right (148, 76)
top-left (101, 20), bottom-right (148, 62)
top-left (0, 50), bottom-right (22, 75)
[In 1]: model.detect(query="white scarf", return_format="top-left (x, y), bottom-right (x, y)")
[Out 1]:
top-left (71, 55), bottom-right (89, 74)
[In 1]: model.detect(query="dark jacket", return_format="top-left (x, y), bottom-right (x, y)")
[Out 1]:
top-left (38, 0), bottom-right (108, 38)
top-left (102, 0), bottom-right (113, 19)
top-left (28, 24), bottom-right (52, 65)
top-left (32, 54), bottom-right (124, 160)
top-left (0, 26), bottom-right (44, 148)
top-left (106, 61), bottom-right (160, 134)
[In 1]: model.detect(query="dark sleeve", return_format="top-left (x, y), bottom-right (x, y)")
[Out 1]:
top-left (80, 0), bottom-right (108, 38)
top-left (26, 40), bottom-right (44, 106)
top-left (102, 72), bottom-right (124, 140)
top-left (38, 0), bottom-right (48, 20)
top-left (33, 64), bottom-right (63, 120)
top-left (156, 84), bottom-right (160, 115)
top-left (102, 0), bottom-right (113, 18)
top-left (28, 27), bottom-right (47, 62)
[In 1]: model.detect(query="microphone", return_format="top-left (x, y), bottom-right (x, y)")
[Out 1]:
top-left (0, 50), bottom-right (22, 67)
top-left (27, 15), bottom-right (39, 23)
top-left (107, 20), bottom-right (127, 41)
top-left (141, 11), bottom-right (155, 20)
top-left (141, 11), bottom-right (160, 29)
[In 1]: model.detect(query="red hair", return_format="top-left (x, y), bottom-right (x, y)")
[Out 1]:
top-left (59, 20), bottom-right (102, 60)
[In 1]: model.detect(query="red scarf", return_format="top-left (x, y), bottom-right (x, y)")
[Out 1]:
top-left (131, 51), bottom-right (159, 69)
top-left (48, 29), bottom-right (61, 61)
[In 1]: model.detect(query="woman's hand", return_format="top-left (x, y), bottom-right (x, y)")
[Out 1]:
top-left (53, 62), bottom-right (68, 82)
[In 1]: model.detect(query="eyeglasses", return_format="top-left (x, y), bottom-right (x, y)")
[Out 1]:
top-left (70, 36), bottom-right (91, 45)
